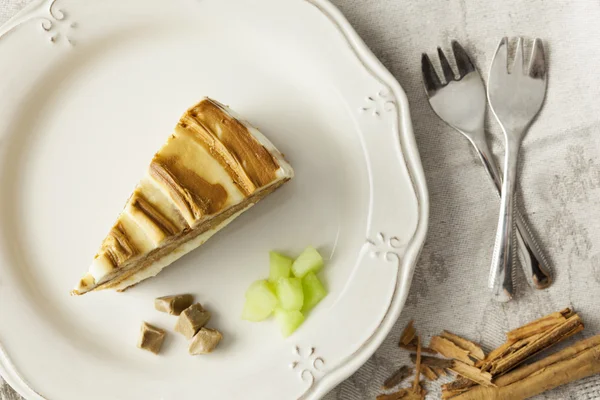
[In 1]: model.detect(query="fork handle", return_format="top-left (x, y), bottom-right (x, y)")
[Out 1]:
top-left (490, 140), bottom-right (521, 302)
top-left (472, 136), bottom-right (552, 290)
top-left (515, 212), bottom-right (552, 289)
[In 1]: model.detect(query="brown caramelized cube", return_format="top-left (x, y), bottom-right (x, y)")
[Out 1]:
top-left (175, 303), bottom-right (211, 339)
top-left (154, 294), bottom-right (194, 315)
top-left (189, 328), bottom-right (223, 355)
top-left (137, 322), bottom-right (166, 354)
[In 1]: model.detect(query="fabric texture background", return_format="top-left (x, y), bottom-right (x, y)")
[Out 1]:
top-left (2, 0), bottom-right (600, 399)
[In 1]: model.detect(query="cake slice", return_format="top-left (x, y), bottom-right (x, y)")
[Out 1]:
top-left (72, 98), bottom-right (293, 295)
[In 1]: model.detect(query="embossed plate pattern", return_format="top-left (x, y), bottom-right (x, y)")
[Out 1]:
top-left (0, 0), bottom-right (428, 399)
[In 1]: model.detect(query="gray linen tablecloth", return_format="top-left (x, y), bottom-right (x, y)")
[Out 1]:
top-left (2, 0), bottom-right (600, 399)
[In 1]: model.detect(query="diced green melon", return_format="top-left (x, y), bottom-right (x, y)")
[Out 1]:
top-left (274, 308), bottom-right (305, 337)
top-left (241, 280), bottom-right (278, 322)
top-left (275, 277), bottom-right (304, 311)
top-left (301, 272), bottom-right (327, 312)
top-left (265, 280), bottom-right (276, 294)
top-left (269, 251), bottom-right (292, 283)
top-left (292, 246), bottom-right (324, 278)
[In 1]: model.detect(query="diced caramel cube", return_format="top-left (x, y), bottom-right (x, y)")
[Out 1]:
top-left (175, 303), bottom-right (211, 339)
top-left (137, 322), bottom-right (166, 354)
top-left (154, 294), bottom-right (194, 315)
top-left (189, 328), bottom-right (223, 355)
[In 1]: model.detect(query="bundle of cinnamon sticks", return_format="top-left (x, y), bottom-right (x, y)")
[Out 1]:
top-left (378, 308), bottom-right (600, 400)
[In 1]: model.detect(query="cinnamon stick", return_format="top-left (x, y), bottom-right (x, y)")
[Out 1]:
top-left (444, 309), bottom-right (586, 399)
top-left (382, 365), bottom-right (412, 390)
top-left (400, 320), bottom-right (416, 346)
top-left (441, 387), bottom-right (471, 400)
top-left (441, 330), bottom-right (485, 360)
top-left (403, 385), bottom-right (426, 400)
top-left (493, 334), bottom-right (600, 387)
top-left (412, 336), bottom-right (422, 391)
top-left (442, 376), bottom-right (475, 391)
top-left (421, 365), bottom-right (439, 381)
top-left (450, 360), bottom-right (495, 387)
top-left (430, 336), bottom-right (475, 366)
top-left (478, 340), bottom-right (516, 368)
top-left (410, 354), bottom-right (453, 368)
top-left (441, 381), bottom-right (476, 398)
top-left (478, 334), bottom-right (541, 371)
top-left (391, 309), bottom-right (592, 400)
top-left (490, 313), bottom-right (584, 375)
top-left (505, 308), bottom-right (573, 342)
top-left (452, 338), bottom-right (600, 400)
top-left (399, 343), bottom-right (438, 354)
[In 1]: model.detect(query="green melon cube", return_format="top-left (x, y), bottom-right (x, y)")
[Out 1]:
top-left (301, 272), bottom-right (327, 312)
top-left (274, 308), bottom-right (305, 337)
top-left (275, 277), bottom-right (304, 311)
top-left (241, 280), bottom-right (278, 322)
top-left (265, 280), bottom-right (276, 293)
top-left (269, 251), bottom-right (292, 283)
top-left (292, 246), bottom-right (324, 278)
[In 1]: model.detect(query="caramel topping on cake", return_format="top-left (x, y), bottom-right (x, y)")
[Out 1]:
top-left (129, 194), bottom-right (179, 238)
top-left (103, 223), bottom-right (137, 266)
top-left (150, 155), bottom-right (228, 222)
top-left (72, 98), bottom-right (293, 295)
top-left (181, 100), bottom-right (281, 193)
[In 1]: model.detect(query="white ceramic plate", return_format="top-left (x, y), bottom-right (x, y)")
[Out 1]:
top-left (0, 0), bottom-right (428, 399)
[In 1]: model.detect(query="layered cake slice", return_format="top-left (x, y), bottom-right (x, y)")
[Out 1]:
top-left (72, 98), bottom-right (293, 295)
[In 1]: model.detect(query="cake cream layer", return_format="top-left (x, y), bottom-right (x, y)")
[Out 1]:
top-left (72, 98), bottom-right (293, 295)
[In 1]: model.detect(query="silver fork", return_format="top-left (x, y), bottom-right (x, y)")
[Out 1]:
top-left (487, 38), bottom-right (548, 302)
top-left (421, 41), bottom-right (552, 300)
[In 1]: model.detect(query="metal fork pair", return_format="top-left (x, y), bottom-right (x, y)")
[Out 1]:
top-left (421, 40), bottom-right (551, 301)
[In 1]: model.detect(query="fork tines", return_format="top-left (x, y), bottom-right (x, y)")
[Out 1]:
top-left (490, 37), bottom-right (546, 80)
top-left (437, 47), bottom-right (455, 83)
top-left (529, 39), bottom-right (546, 79)
top-left (421, 40), bottom-right (476, 95)
top-left (421, 53), bottom-right (442, 95)
top-left (451, 41), bottom-right (476, 76)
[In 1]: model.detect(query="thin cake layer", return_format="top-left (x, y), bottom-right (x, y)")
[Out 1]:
top-left (72, 98), bottom-right (293, 295)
